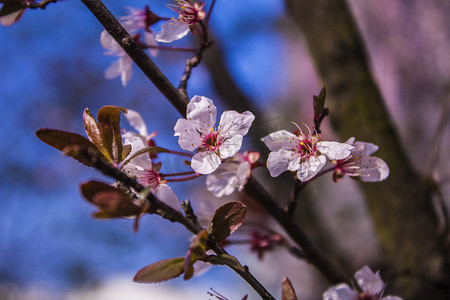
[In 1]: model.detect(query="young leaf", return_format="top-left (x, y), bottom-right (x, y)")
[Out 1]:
top-left (80, 180), bottom-right (140, 218)
top-left (208, 202), bottom-right (247, 242)
top-left (184, 230), bottom-right (208, 280)
top-left (205, 254), bottom-right (245, 272)
top-left (83, 108), bottom-right (112, 162)
top-left (97, 106), bottom-right (127, 164)
top-left (134, 257), bottom-right (185, 283)
top-left (313, 86), bottom-right (327, 120)
top-left (282, 277), bottom-right (298, 300)
top-left (36, 128), bottom-right (103, 167)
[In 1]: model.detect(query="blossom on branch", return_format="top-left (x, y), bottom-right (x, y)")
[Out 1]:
top-left (332, 138), bottom-right (389, 182)
top-left (206, 151), bottom-right (260, 197)
top-left (156, 1), bottom-right (206, 43)
top-left (100, 7), bottom-right (159, 86)
top-left (261, 123), bottom-right (353, 181)
top-left (174, 96), bottom-right (255, 174)
top-left (122, 133), bottom-right (181, 211)
top-left (323, 266), bottom-right (402, 300)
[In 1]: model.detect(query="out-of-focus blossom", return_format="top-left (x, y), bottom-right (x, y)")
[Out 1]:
top-left (323, 266), bottom-right (402, 300)
top-left (156, 1), bottom-right (205, 43)
top-left (332, 138), bottom-right (389, 182)
top-left (101, 7), bottom-right (159, 86)
top-left (206, 151), bottom-right (260, 197)
top-left (174, 96), bottom-right (255, 174)
top-left (261, 123), bottom-right (353, 181)
top-left (122, 135), bottom-right (180, 211)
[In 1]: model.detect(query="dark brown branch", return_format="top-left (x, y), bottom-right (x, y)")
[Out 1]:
top-left (80, 0), bottom-right (189, 117)
top-left (27, 0), bottom-right (57, 9)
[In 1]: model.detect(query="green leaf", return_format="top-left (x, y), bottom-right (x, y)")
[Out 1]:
top-left (83, 108), bottom-right (111, 162)
top-left (208, 202), bottom-right (247, 242)
top-left (97, 106), bottom-right (127, 164)
top-left (121, 144), bottom-right (132, 162)
top-left (36, 128), bottom-right (103, 167)
top-left (134, 257), bottom-right (185, 283)
top-left (313, 86), bottom-right (327, 119)
top-left (282, 277), bottom-right (298, 300)
top-left (205, 254), bottom-right (245, 272)
top-left (80, 180), bottom-right (140, 218)
top-left (184, 230), bottom-right (208, 280)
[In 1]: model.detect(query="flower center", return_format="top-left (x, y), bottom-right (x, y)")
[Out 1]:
top-left (296, 136), bottom-right (317, 159)
top-left (201, 130), bottom-right (222, 151)
top-left (172, 0), bottom-right (206, 25)
top-left (140, 169), bottom-right (161, 189)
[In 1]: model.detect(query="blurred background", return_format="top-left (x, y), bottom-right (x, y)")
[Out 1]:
top-left (0, 0), bottom-right (449, 299)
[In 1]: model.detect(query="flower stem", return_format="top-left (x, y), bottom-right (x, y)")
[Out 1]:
top-left (165, 174), bottom-right (202, 182)
top-left (166, 149), bottom-right (194, 157)
top-left (205, 0), bottom-right (216, 26)
top-left (160, 170), bottom-right (196, 177)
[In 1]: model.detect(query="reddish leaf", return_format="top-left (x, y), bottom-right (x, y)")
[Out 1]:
top-left (209, 202), bottom-right (247, 242)
top-left (0, 0), bottom-right (25, 26)
top-left (313, 86), bottom-right (326, 120)
top-left (97, 106), bottom-right (127, 164)
top-left (134, 257), bottom-right (185, 283)
top-left (282, 277), bottom-right (298, 300)
top-left (80, 180), bottom-right (140, 218)
top-left (36, 128), bottom-right (103, 167)
top-left (83, 108), bottom-right (111, 162)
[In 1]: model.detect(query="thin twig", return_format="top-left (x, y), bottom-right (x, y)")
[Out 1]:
top-left (27, 0), bottom-right (57, 9)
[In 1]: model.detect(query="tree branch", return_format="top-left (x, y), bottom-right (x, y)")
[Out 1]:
top-left (80, 0), bottom-right (189, 117)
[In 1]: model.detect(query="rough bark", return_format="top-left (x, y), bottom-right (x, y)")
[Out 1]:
top-left (285, 0), bottom-right (450, 298)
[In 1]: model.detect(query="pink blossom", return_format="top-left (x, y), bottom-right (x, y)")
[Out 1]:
top-left (261, 123), bottom-right (354, 181)
top-left (332, 138), bottom-right (389, 182)
top-left (174, 96), bottom-right (255, 174)
top-left (323, 266), bottom-right (402, 300)
top-left (122, 134), bottom-right (181, 211)
top-left (206, 151), bottom-right (260, 197)
top-left (156, 1), bottom-right (206, 43)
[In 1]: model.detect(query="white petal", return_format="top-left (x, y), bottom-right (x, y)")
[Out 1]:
top-left (266, 149), bottom-right (300, 177)
top-left (156, 20), bottom-right (190, 43)
top-left (219, 135), bottom-right (243, 159)
top-left (174, 119), bottom-right (202, 151)
top-left (353, 141), bottom-right (379, 156)
top-left (355, 266), bottom-right (384, 296)
top-left (0, 9), bottom-right (25, 26)
top-left (345, 137), bottom-right (356, 145)
top-left (206, 163), bottom-right (240, 197)
top-left (191, 151), bottom-right (221, 174)
top-left (323, 283), bottom-right (358, 300)
top-left (261, 130), bottom-right (298, 152)
top-left (357, 156), bottom-right (390, 182)
top-left (125, 109), bottom-right (148, 137)
top-left (119, 56), bottom-right (133, 86)
top-left (218, 110), bottom-right (255, 137)
top-left (206, 161), bottom-right (250, 197)
top-left (144, 31), bottom-right (159, 57)
top-left (155, 184), bottom-right (181, 211)
top-left (317, 141), bottom-right (354, 160)
top-left (100, 30), bottom-right (122, 54)
top-left (186, 95), bottom-right (217, 132)
top-left (382, 296), bottom-right (403, 300)
top-left (297, 155), bottom-right (326, 181)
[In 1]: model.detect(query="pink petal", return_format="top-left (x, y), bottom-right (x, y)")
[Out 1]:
top-left (155, 184), bottom-right (181, 211)
top-left (174, 118), bottom-right (203, 151)
top-left (191, 151), bottom-right (221, 174)
top-left (317, 141), bottom-right (354, 160)
top-left (156, 20), bottom-right (190, 43)
top-left (125, 109), bottom-right (148, 137)
top-left (297, 155), bottom-right (326, 181)
top-left (261, 130), bottom-right (298, 152)
top-left (218, 135), bottom-right (243, 159)
top-left (355, 266), bottom-right (384, 296)
top-left (218, 110), bottom-right (255, 137)
top-left (266, 149), bottom-right (300, 177)
top-left (186, 95), bottom-right (217, 133)
top-left (323, 283), bottom-right (358, 300)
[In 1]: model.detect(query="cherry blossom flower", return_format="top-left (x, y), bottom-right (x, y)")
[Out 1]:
top-left (101, 8), bottom-right (159, 86)
top-left (174, 96), bottom-right (255, 174)
top-left (261, 123), bottom-right (354, 182)
top-left (332, 138), bottom-right (389, 182)
top-left (156, 1), bottom-right (206, 43)
top-left (323, 266), bottom-right (402, 300)
top-left (206, 151), bottom-right (260, 197)
top-left (122, 135), bottom-right (181, 211)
